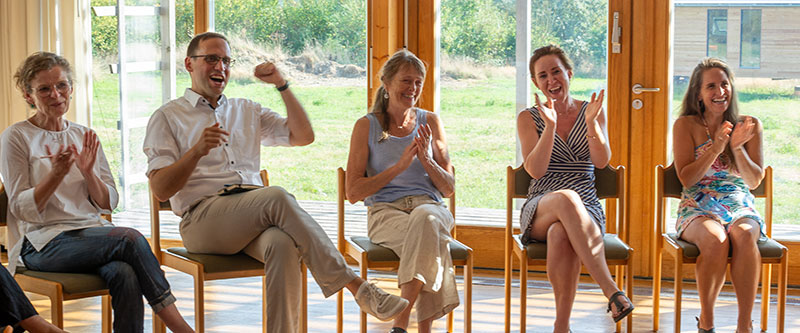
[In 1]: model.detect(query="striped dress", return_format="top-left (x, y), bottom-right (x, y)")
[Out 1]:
top-left (519, 102), bottom-right (605, 244)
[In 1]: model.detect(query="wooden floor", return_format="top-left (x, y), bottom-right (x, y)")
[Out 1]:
top-left (14, 268), bottom-right (800, 332)
top-left (7, 200), bottom-right (800, 332)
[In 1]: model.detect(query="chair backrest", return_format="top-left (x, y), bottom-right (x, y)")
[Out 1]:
top-left (149, 170), bottom-right (269, 259)
top-left (506, 165), bottom-right (627, 241)
top-left (336, 167), bottom-right (457, 252)
top-left (655, 164), bottom-right (773, 238)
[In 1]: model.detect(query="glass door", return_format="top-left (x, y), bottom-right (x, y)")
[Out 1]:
top-left (92, 0), bottom-right (177, 210)
top-left (670, 2), bottom-right (800, 235)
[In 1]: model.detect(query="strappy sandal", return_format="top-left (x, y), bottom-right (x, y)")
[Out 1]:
top-left (606, 291), bottom-right (634, 323)
top-left (696, 316), bottom-right (715, 333)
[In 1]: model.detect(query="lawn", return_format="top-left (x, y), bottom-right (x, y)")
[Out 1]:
top-left (91, 73), bottom-right (800, 225)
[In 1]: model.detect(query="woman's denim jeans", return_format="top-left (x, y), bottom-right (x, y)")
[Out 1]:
top-left (21, 227), bottom-right (175, 333)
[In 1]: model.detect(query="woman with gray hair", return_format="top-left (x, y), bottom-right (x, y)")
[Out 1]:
top-left (345, 49), bottom-right (457, 333)
top-left (1, 52), bottom-right (193, 333)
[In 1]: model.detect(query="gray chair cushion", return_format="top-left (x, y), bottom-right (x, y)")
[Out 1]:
top-left (166, 248), bottom-right (264, 274)
top-left (665, 233), bottom-right (786, 259)
top-left (349, 236), bottom-right (470, 262)
top-left (517, 234), bottom-right (631, 261)
top-left (16, 267), bottom-right (108, 295)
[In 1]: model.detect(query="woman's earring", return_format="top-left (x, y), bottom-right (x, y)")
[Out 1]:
top-left (384, 92), bottom-right (389, 99)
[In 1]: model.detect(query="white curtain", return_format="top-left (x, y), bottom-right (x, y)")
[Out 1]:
top-left (0, 0), bottom-right (92, 133)
top-left (0, 0), bottom-right (92, 247)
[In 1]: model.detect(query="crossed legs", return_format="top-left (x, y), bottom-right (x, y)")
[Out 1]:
top-left (527, 190), bottom-right (629, 330)
top-left (681, 217), bottom-right (761, 332)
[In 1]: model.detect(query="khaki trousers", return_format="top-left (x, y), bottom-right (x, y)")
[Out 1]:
top-left (367, 195), bottom-right (460, 322)
top-left (180, 186), bottom-right (358, 333)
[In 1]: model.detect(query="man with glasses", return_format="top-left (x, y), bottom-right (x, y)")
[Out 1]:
top-left (143, 32), bottom-right (408, 332)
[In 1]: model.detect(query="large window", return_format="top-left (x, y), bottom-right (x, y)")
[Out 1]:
top-left (439, 0), bottom-right (607, 211)
top-left (740, 9), bottom-right (762, 68)
top-left (707, 9), bottom-right (728, 60)
top-left (673, 5), bottom-right (800, 233)
top-left (212, 0), bottom-right (367, 202)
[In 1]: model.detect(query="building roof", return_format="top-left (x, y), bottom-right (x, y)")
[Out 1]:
top-left (675, 0), bottom-right (800, 6)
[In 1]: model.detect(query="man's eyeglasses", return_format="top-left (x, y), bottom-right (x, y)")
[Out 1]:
top-left (34, 81), bottom-right (71, 97)
top-left (190, 54), bottom-right (235, 67)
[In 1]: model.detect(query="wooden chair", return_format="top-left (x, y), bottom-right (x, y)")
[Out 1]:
top-left (504, 165), bottom-right (633, 333)
top-left (0, 181), bottom-right (112, 332)
top-left (149, 169), bottom-right (308, 333)
top-left (334, 167), bottom-right (473, 332)
top-left (652, 164), bottom-right (787, 333)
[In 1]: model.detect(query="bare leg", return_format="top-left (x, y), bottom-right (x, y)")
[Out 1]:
top-left (546, 222), bottom-right (581, 333)
top-left (157, 303), bottom-right (194, 333)
top-left (528, 190), bottom-right (629, 313)
top-left (680, 218), bottom-right (729, 331)
top-left (18, 315), bottom-right (65, 333)
top-left (728, 218), bottom-right (761, 332)
top-left (417, 316), bottom-right (433, 333)
top-left (345, 277), bottom-right (366, 295)
top-left (392, 279), bottom-right (424, 330)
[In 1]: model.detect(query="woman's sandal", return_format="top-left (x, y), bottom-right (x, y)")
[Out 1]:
top-left (606, 291), bottom-right (634, 323)
top-left (695, 316), bottom-right (715, 333)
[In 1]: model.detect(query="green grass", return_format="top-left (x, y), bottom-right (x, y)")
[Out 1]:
top-left (92, 73), bottom-right (800, 224)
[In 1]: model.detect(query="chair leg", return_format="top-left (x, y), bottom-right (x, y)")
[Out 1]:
top-left (466, 254), bottom-right (473, 333)
top-left (50, 288), bottom-right (64, 329)
top-left (360, 256), bottom-right (368, 333)
top-left (447, 309), bottom-right (454, 332)
top-left (302, 262), bottom-right (308, 333)
top-left (101, 294), bottom-right (112, 333)
top-left (653, 248), bottom-right (662, 332)
top-left (519, 256), bottom-right (527, 333)
top-left (626, 260), bottom-right (634, 333)
top-left (761, 263), bottom-right (771, 333)
top-left (194, 273), bottom-right (205, 333)
top-left (778, 253), bottom-right (788, 333)
top-left (615, 266), bottom-right (622, 333)
top-left (262, 276), bottom-right (268, 333)
top-left (614, 265), bottom-right (620, 333)
top-left (674, 258), bottom-right (683, 333)
top-left (337, 289), bottom-right (344, 333)
top-left (504, 250), bottom-right (512, 333)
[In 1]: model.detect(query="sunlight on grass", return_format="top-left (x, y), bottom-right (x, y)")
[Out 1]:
top-left (91, 72), bottom-right (800, 224)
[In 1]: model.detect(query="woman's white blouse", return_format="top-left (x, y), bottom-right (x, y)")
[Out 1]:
top-left (0, 120), bottom-right (118, 274)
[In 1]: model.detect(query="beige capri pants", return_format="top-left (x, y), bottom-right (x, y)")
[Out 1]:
top-left (367, 194), bottom-right (460, 321)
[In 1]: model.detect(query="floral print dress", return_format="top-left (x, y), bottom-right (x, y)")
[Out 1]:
top-left (675, 134), bottom-right (764, 238)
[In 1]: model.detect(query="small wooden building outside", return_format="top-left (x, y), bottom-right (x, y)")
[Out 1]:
top-left (674, 0), bottom-right (800, 78)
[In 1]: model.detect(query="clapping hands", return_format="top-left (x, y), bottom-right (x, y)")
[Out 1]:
top-left (43, 130), bottom-right (100, 178)
top-left (729, 117), bottom-right (755, 150)
top-left (395, 123), bottom-right (434, 172)
top-left (585, 89), bottom-right (605, 123)
top-left (534, 93), bottom-right (557, 127)
top-left (710, 121), bottom-right (733, 155)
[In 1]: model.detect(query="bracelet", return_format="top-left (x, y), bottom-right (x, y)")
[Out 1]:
top-left (586, 134), bottom-right (598, 140)
top-left (276, 81), bottom-right (290, 92)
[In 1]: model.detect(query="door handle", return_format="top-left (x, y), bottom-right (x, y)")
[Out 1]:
top-left (632, 84), bottom-right (660, 94)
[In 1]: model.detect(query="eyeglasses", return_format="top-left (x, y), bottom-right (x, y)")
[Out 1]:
top-left (190, 54), bottom-right (235, 67)
top-left (34, 81), bottom-right (71, 97)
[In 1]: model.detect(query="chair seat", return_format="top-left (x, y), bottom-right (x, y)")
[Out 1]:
top-left (16, 267), bottom-right (108, 295)
top-left (348, 236), bottom-right (470, 262)
top-left (514, 234), bottom-right (631, 261)
top-left (664, 233), bottom-right (786, 259)
top-left (166, 248), bottom-right (264, 274)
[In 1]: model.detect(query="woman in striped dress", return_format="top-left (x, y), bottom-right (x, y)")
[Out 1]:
top-left (517, 45), bottom-right (633, 332)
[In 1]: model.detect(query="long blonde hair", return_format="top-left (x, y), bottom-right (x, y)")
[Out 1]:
top-left (679, 57), bottom-right (740, 169)
top-left (371, 49), bottom-right (426, 141)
